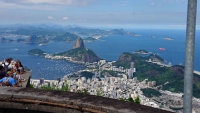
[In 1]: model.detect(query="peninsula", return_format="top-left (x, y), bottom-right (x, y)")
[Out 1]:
top-left (28, 37), bottom-right (101, 63)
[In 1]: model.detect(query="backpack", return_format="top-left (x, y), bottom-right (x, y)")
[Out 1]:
top-left (3, 63), bottom-right (10, 72)
top-left (2, 77), bottom-right (10, 86)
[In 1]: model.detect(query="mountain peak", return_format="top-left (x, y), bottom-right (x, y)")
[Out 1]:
top-left (73, 37), bottom-right (85, 49)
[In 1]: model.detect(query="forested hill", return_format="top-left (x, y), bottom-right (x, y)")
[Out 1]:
top-left (114, 52), bottom-right (200, 98)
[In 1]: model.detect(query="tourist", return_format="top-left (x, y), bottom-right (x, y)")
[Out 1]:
top-left (15, 61), bottom-right (24, 74)
top-left (1, 58), bottom-right (12, 72)
top-left (0, 66), bottom-right (6, 79)
top-left (0, 71), bottom-right (20, 87)
top-left (14, 69), bottom-right (25, 82)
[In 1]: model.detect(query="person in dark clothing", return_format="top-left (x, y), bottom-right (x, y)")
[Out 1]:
top-left (0, 66), bottom-right (6, 79)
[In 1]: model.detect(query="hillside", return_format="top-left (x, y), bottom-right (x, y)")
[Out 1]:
top-left (24, 35), bottom-right (49, 44)
top-left (114, 52), bottom-right (200, 98)
top-left (54, 32), bottom-right (78, 41)
top-left (55, 48), bottom-right (101, 63)
top-left (28, 49), bottom-right (46, 56)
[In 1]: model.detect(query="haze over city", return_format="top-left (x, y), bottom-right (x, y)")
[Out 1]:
top-left (0, 0), bottom-right (200, 29)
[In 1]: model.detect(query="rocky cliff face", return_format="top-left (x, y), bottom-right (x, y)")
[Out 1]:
top-left (70, 48), bottom-right (101, 63)
top-left (73, 37), bottom-right (85, 49)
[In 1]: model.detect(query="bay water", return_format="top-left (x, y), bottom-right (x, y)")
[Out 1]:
top-left (0, 29), bottom-right (199, 80)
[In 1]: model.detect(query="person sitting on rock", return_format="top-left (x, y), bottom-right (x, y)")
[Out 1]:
top-left (14, 69), bottom-right (25, 82)
top-left (0, 66), bottom-right (6, 79)
top-left (0, 71), bottom-right (20, 87)
top-left (2, 58), bottom-right (12, 72)
top-left (15, 61), bottom-right (24, 74)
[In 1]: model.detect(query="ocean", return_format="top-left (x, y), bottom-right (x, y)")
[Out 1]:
top-left (0, 29), bottom-right (200, 80)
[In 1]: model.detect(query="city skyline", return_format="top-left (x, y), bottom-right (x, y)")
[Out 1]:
top-left (0, 0), bottom-right (200, 29)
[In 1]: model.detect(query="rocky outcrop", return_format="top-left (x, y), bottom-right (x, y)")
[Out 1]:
top-left (24, 35), bottom-right (49, 44)
top-left (55, 38), bottom-right (100, 63)
top-left (73, 37), bottom-right (85, 49)
top-left (148, 54), bottom-right (164, 63)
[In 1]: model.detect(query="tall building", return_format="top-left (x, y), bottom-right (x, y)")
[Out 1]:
top-left (127, 62), bottom-right (136, 79)
top-left (131, 62), bottom-right (134, 70)
top-left (40, 78), bottom-right (44, 85)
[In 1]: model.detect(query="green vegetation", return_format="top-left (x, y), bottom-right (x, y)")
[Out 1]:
top-left (56, 48), bottom-right (96, 57)
top-left (145, 54), bottom-right (164, 62)
top-left (55, 47), bottom-right (100, 62)
top-left (134, 49), bottom-right (149, 54)
top-left (61, 83), bottom-right (70, 92)
top-left (80, 71), bottom-right (94, 79)
top-left (114, 52), bottom-right (200, 98)
top-left (120, 97), bottom-right (140, 104)
top-left (77, 89), bottom-right (90, 95)
top-left (96, 88), bottom-right (103, 96)
top-left (28, 49), bottom-right (46, 56)
top-left (102, 70), bottom-right (119, 77)
top-left (41, 85), bottom-right (57, 90)
top-left (141, 88), bottom-right (161, 98)
top-left (134, 97), bottom-right (140, 104)
top-left (54, 32), bottom-right (78, 41)
top-left (41, 83), bottom-right (69, 92)
top-left (29, 84), bottom-right (34, 88)
top-left (114, 52), bottom-right (141, 69)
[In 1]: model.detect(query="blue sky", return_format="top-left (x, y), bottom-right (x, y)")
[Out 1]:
top-left (0, 0), bottom-right (199, 29)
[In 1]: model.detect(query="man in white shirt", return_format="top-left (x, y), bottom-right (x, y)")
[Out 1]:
top-left (2, 58), bottom-right (12, 72)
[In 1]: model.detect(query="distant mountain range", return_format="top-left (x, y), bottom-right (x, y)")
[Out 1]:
top-left (0, 24), bottom-right (142, 44)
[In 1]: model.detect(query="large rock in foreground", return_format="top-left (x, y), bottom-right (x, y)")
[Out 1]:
top-left (73, 37), bottom-right (85, 49)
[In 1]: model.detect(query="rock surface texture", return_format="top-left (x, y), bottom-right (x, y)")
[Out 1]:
top-left (73, 37), bottom-right (85, 49)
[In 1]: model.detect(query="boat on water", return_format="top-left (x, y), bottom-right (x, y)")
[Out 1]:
top-left (163, 37), bottom-right (173, 40)
top-left (159, 48), bottom-right (165, 51)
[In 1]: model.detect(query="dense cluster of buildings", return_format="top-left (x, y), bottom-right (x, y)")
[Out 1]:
top-left (30, 60), bottom-right (171, 111)
top-left (30, 59), bottom-right (200, 113)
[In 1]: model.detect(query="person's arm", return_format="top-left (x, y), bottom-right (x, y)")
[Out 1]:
top-left (0, 78), bottom-right (5, 83)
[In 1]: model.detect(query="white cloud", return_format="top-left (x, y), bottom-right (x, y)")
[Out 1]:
top-left (0, 0), bottom-right (95, 6)
top-left (48, 16), bottom-right (54, 20)
top-left (0, 1), bottom-right (62, 11)
top-left (62, 17), bottom-right (68, 20)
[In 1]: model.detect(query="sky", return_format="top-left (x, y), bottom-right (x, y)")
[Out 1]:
top-left (0, 0), bottom-right (199, 29)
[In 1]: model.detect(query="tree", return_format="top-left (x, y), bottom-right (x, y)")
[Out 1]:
top-left (61, 83), bottom-right (69, 92)
top-left (96, 89), bottom-right (103, 96)
top-left (134, 96), bottom-right (140, 104)
top-left (41, 85), bottom-right (56, 90)
top-left (127, 97), bottom-right (134, 103)
top-left (119, 98), bottom-right (125, 101)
